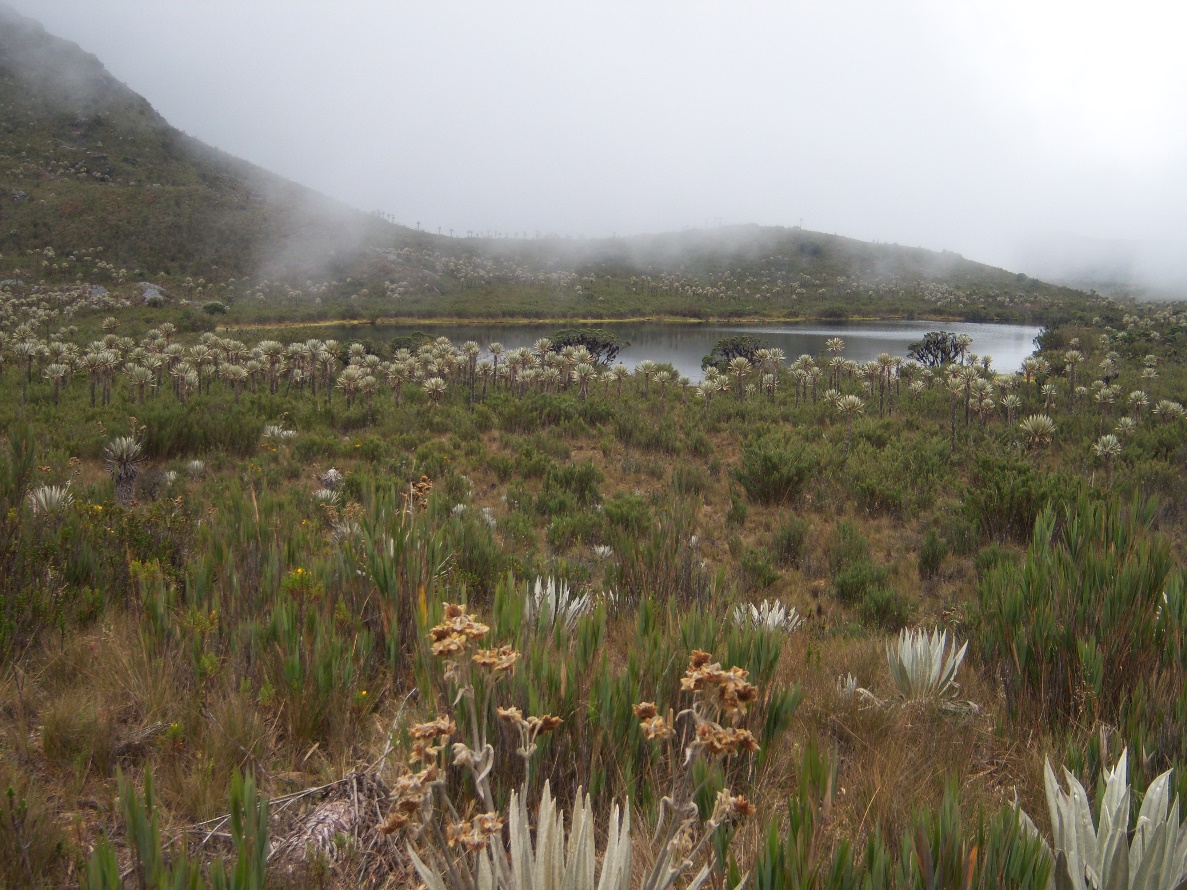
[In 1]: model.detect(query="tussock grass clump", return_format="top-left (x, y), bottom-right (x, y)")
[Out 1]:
top-left (40, 687), bottom-right (115, 775)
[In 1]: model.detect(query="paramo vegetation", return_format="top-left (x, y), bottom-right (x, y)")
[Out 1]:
top-left (3, 268), bottom-right (1187, 889)
top-left (8, 10), bottom-right (1187, 886)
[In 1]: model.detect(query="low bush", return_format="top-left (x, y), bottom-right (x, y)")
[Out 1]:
top-left (537, 461), bottom-right (601, 517)
top-left (976, 494), bottom-right (1186, 767)
top-left (484, 451), bottom-right (515, 481)
top-left (833, 560), bottom-right (887, 604)
top-left (414, 440), bottom-right (455, 479)
top-left (500, 510), bottom-right (537, 548)
top-left (770, 516), bottom-right (809, 568)
top-left (515, 443), bottom-right (553, 478)
top-left (936, 505), bottom-right (978, 556)
top-left (847, 436), bottom-right (951, 516)
top-left (672, 462), bottom-right (710, 498)
top-left (973, 542), bottom-right (1018, 577)
top-left (734, 433), bottom-right (814, 505)
top-left (727, 491), bottom-right (749, 527)
top-left (918, 527), bottom-right (948, 580)
top-left (859, 586), bottom-right (911, 630)
top-left (603, 492), bottom-right (651, 536)
top-left (140, 397), bottom-right (263, 458)
top-left (546, 510), bottom-right (602, 550)
top-left (827, 520), bottom-right (869, 577)
top-left (739, 547), bottom-right (781, 592)
top-left (962, 453), bottom-right (1080, 544)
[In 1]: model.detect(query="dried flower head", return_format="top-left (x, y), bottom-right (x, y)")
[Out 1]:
top-left (633, 702), bottom-right (659, 720)
top-left (429, 604), bottom-right (490, 652)
top-left (409, 717), bottom-right (456, 763)
top-left (731, 794), bottom-right (756, 817)
top-left (714, 666), bottom-right (759, 719)
top-left (409, 717), bottom-right (457, 741)
top-left (640, 713), bottom-right (675, 741)
top-left (402, 475), bottom-right (434, 512)
top-left (380, 766), bottom-right (438, 834)
top-left (430, 633), bottom-right (467, 657)
top-left (497, 706), bottom-right (524, 726)
top-left (445, 812), bottom-right (504, 851)
top-left (386, 809), bottom-right (416, 833)
top-left (712, 788), bottom-right (757, 821)
top-left (695, 723), bottom-right (759, 757)
top-left (525, 714), bottom-right (563, 735)
top-left (472, 645), bottom-right (520, 675)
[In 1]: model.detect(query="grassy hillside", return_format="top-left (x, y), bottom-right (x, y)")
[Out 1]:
top-left (0, 3), bottom-right (401, 282)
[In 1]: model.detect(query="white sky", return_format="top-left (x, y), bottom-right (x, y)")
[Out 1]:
top-left (11, 0), bottom-right (1187, 281)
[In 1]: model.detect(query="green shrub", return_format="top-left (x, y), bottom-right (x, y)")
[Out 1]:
top-left (485, 452), bottom-right (515, 482)
top-left (535, 486), bottom-right (577, 518)
top-left (833, 560), bottom-right (887, 604)
top-left (603, 492), bottom-right (651, 536)
top-left (770, 516), bottom-right (809, 568)
top-left (501, 510), bottom-right (537, 548)
top-left (672, 462), bottom-right (710, 498)
top-left (827, 520), bottom-right (869, 577)
top-left (611, 409), bottom-right (680, 453)
top-left (683, 428), bottom-right (713, 458)
top-left (918, 528), bottom-right (948, 580)
top-left (140, 397), bottom-right (263, 458)
top-left (727, 492), bottom-right (749, 527)
top-left (545, 461), bottom-right (602, 506)
top-left (973, 543), bottom-right (1018, 578)
top-left (846, 436), bottom-right (952, 516)
top-left (537, 461), bottom-right (601, 517)
top-left (471, 403), bottom-right (496, 433)
top-left (445, 512), bottom-right (506, 597)
top-left (734, 434), bottom-right (814, 505)
top-left (546, 511), bottom-right (602, 550)
top-left (739, 547), bottom-right (781, 592)
top-left (516, 444), bottom-right (552, 479)
top-left (962, 453), bottom-right (1080, 544)
top-left (414, 440), bottom-right (455, 479)
top-left (937, 507), bottom-right (978, 556)
top-left (505, 481), bottom-right (532, 513)
top-left (975, 494), bottom-right (1185, 764)
top-left (859, 586), bottom-right (910, 630)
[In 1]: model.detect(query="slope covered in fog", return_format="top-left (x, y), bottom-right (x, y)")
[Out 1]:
top-left (0, 3), bottom-right (400, 279)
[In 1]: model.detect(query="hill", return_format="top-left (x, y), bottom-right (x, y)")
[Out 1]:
top-left (0, 4), bottom-right (1102, 327)
top-left (0, 3), bottom-right (401, 281)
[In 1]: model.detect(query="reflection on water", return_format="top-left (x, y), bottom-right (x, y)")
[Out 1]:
top-left (316, 320), bottom-right (1042, 381)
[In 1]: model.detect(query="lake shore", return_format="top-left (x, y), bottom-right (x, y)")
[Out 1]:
top-left (218, 312), bottom-right (983, 332)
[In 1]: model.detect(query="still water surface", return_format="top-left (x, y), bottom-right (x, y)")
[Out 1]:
top-left (321, 320), bottom-right (1041, 382)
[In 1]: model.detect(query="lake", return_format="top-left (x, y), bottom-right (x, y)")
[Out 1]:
top-left (317, 320), bottom-right (1042, 381)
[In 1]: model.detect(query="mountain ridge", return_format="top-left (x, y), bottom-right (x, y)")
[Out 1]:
top-left (0, 4), bottom-right (1098, 325)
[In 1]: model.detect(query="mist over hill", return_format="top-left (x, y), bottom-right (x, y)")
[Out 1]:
top-left (0, 3), bottom-right (1097, 325)
top-left (0, 3), bottom-right (400, 280)
top-left (1014, 233), bottom-right (1187, 301)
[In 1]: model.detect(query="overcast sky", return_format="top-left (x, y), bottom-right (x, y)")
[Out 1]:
top-left (12, 0), bottom-right (1187, 282)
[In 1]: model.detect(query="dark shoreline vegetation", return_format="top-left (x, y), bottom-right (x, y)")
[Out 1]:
top-left (6, 6), bottom-right (1187, 886)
